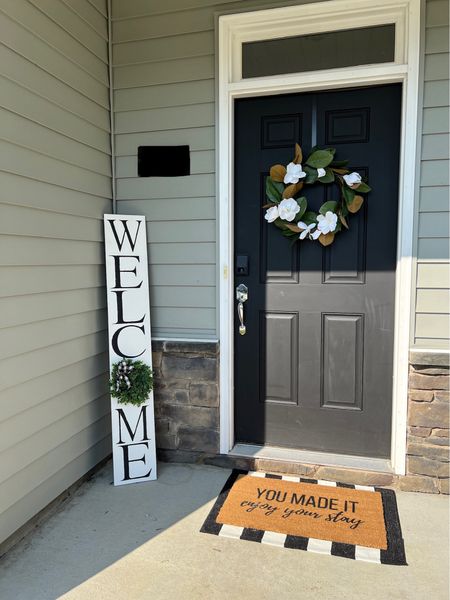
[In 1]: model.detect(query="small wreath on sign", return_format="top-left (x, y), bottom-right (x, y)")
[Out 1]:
top-left (110, 358), bottom-right (153, 406)
top-left (263, 143), bottom-right (371, 246)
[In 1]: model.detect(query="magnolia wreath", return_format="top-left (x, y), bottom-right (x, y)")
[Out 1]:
top-left (263, 143), bottom-right (371, 246)
top-left (110, 358), bottom-right (154, 406)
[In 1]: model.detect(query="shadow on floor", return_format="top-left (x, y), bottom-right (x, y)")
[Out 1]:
top-left (0, 461), bottom-right (449, 600)
top-left (0, 461), bottom-right (229, 600)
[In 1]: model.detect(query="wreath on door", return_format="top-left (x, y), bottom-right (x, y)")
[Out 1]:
top-left (263, 143), bottom-right (371, 246)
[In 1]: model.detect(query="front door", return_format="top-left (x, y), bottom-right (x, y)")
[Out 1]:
top-left (234, 84), bottom-right (401, 458)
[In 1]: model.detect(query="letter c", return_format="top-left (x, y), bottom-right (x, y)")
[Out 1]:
top-left (111, 325), bottom-right (146, 358)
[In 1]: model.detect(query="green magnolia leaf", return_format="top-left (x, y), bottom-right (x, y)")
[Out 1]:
top-left (265, 177), bottom-right (283, 203)
top-left (301, 211), bottom-right (318, 226)
top-left (273, 217), bottom-right (288, 230)
top-left (305, 149), bottom-right (334, 169)
top-left (339, 214), bottom-right (349, 229)
top-left (340, 204), bottom-right (349, 217)
top-left (303, 165), bottom-right (318, 184)
top-left (342, 185), bottom-right (356, 208)
top-left (318, 167), bottom-right (335, 183)
top-left (296, 197), bottom-right (307, 220)
top-left (319, 201), bottom-right (338, 215)
top-left (282, 228), bottom-right (298, 238)
top-left (356, 181), bottom-right (371, 194)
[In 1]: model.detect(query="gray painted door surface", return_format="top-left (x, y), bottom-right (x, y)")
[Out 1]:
top-left (234, 85), bottom-right (401, 458)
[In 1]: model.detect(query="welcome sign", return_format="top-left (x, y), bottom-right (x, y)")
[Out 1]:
top-left (104, 215), bottom-right (157, 486)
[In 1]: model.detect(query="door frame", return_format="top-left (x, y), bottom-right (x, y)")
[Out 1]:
top-left (217, 0), bottom-right (422, 475)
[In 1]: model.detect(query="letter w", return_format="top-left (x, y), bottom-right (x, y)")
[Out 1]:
top-left (117, 406), bottom-right (148, 444)
top-left (108, 219), bottom-right (142, 252)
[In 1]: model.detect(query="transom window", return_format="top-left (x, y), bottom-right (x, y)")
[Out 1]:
top-left (242, 24), bottom-right (396, 79)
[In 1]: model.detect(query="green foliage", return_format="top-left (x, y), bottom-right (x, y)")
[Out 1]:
top-left (356, 181), bottom-right (371, 193)
top-left (110, 359), bottom-right (153, 406)
top-left (296, 197), bottom-right (307, 220)
top-left (341, 185), bottom-right (356, 208)
top-left (330, 159), bottom-right (349, 167)
top-left (265, 177), bottom-right (283, 203)
top-left (273, 217), bottom-right (288, 230)
top-left (303, 165), bottom-right (318, 184)
top-left (282, 228), bottom-right (298, 238)
top-left (340, 204), bottom-right (349, 217)
top-left (305, 149), bottom-right (335, 169)
top-left (301, 211), bottom-right (318, 225)
top-left (318, 168), bottom-right (335, 183)
top-left (319, 201), bottom-right (338, 215)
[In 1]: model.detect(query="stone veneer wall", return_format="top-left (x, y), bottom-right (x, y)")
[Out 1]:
top-left (151, 342), bottom-right (449, 494)
top-left (403, 351), bottom-right (449, 494)
top-left (152, 341), bottom-right (220, 460)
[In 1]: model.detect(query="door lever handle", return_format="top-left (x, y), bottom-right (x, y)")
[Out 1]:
top-left (236, 284), bottom-right (248, 336)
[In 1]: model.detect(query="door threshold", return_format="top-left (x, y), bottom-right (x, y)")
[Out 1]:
top-left (230, 444), bottom-right (393, 474)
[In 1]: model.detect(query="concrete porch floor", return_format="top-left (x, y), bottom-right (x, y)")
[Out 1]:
top-left (0, 462), bottom-right (448, 600)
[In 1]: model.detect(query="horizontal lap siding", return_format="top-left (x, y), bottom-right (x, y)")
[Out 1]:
top-left (112, 1), bottom-right (218, 338)
top-left (415, 0), bottom-right (450, 347)
top-left (112, 0), bottom-right (449, 346)
top-left (112, 0), bottom-right (289, 338)
top-left (0, 0), bottom-right (111, 545)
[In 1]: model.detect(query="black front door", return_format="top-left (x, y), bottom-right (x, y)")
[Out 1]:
top-left (234, 84), bottom-right (401, 458)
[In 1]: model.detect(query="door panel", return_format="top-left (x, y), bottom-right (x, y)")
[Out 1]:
top-left (321, 313), bottom-right (364, 410)
top-left (234, 84), bottom-right (402, 458)
top-left (261, 311), bottom-right (299, 405)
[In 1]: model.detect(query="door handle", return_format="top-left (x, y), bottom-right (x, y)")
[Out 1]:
top-left (236, 284), bottom-right (248, 336)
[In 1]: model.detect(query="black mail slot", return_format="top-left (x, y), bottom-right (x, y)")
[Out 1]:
top-left (138, 145), bottom-right (190, 177)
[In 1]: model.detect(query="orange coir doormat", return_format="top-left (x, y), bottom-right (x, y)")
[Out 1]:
top-left (201, 470), bottom-right (407, 565)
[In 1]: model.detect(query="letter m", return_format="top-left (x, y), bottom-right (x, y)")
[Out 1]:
top-left (291, 493), bottom-right (306, 506)
top-left (116, 406), bottom-right (149, 444)
top-left (108, 219), bottom-right (142, 252)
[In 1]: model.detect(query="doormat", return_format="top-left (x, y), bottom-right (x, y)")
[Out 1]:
top-left (201, 470), bottom-right (407, 565)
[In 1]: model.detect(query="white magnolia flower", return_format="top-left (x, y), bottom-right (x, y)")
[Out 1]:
top-left (297, 221), bottom-right (316, 240)
top-left (317, 211), bottom-right (338, 234)
top-left (278, 198), bottom-right (301, 222)
top-left (317, 168), bottom-right (326, 178)
top-left (284, 162), bottom-right (306, 184)
top-left (343, 172), bottom-right (362, 187)
top-left (264, 205), bottom-right (279, 223)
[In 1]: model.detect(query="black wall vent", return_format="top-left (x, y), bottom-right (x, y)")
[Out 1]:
top-left (137, 145), bottom-right (190, 177)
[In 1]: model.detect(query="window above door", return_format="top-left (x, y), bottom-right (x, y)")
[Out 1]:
top-left (219, 0), bottom-right (412, 85)
top-left (242, 24), bottom-right (396, 79)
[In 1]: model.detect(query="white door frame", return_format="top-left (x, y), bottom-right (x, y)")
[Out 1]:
top-left (217, 0), bottom-right (421, 475)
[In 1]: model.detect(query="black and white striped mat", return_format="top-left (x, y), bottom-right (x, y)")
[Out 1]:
top-left (200, 470), bottom-right (407, 565)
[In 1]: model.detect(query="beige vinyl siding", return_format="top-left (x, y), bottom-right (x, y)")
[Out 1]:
top-left (0, 0), bottom-right (111, 546)
top-left (414, 0), bottom-right (450, 347)
top-left (112, 0), bottom-right (312, 338)
top-left (112, 0), bottom-right (449, 345)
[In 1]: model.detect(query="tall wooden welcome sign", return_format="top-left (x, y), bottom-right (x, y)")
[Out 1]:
top-left (104, 215), bottom-right (157, 485)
